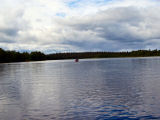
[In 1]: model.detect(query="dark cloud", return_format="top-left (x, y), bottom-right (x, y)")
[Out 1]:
top-left (0, 37), bottom-right (15, 43)
top-left (60, 6), bottom-right (160, 51)
top-left (0, 28), bottom-right (19, 36)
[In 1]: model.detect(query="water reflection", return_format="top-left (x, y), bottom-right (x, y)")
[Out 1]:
top-left (0, 58), bottom-right (160, 120)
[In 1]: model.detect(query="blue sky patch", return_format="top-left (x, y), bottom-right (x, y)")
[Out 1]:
top-left (56, 12), bottom-right (66, 17)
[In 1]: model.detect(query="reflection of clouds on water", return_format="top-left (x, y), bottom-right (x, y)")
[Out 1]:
top-left (0, 58), bottom-right (160, 119)
top-left (93, 58), bottom-right (160, 118)
top-left (57, 58), bottom-right (160, 118)
top-left (0, 64), bottom-right (23, 120)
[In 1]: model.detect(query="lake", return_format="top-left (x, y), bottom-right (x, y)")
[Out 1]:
top-left (0, 57), bottom-right (160, 120)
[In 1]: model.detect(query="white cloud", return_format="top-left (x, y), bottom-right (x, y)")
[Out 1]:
top-left (0, 0), bottom-right (160, 52)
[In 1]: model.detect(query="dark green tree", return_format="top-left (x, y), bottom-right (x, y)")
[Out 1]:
top-left (30, 51), bottom-right (46, 61)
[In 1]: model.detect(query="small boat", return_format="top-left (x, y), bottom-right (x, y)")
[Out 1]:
top-left (75, 59), bottom-right (79, 62)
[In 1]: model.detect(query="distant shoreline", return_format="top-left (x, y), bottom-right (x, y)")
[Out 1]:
top-left (2, 56), bottom-right (160, 64)
top-left (1, 48), bottom-right (160, 63)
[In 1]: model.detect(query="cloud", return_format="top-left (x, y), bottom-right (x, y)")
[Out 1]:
top-left (0, 0), bottom-right (160, 52)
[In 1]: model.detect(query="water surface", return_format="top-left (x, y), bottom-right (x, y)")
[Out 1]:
top-left (0, 57), bottom-right (160, 120)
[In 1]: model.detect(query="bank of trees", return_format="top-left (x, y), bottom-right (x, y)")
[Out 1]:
top-left (0, 48), bottom-right (160, 63)
top-left (47, 50), bottom-right (160, 60)
top-left (0, 48), bottom-right (45, 63)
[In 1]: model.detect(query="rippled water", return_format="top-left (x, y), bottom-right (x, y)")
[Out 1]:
top-left (0, 57), bottom-right (160, 120)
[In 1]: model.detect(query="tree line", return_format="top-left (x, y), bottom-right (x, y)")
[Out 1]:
top-left (0, 48), bottom-right (45, 63)
top-left (0, 48), bottom-right (160, 63)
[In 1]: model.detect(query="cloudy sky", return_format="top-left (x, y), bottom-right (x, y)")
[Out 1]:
top-left (0, 0), bottom-right (160, 53)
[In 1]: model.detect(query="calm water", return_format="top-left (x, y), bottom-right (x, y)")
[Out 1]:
top-left (0, 57), bottom-right (160, 120)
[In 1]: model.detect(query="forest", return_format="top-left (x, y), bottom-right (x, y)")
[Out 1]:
top-left (0, 48), bottom-right (160, 63)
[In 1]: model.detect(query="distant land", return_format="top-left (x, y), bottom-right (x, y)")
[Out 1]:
top-left (0, 48), bottom-right (160, 63)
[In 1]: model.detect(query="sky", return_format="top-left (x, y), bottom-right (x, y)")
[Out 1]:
top-left (0, 0), bottom-right (160, 53)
